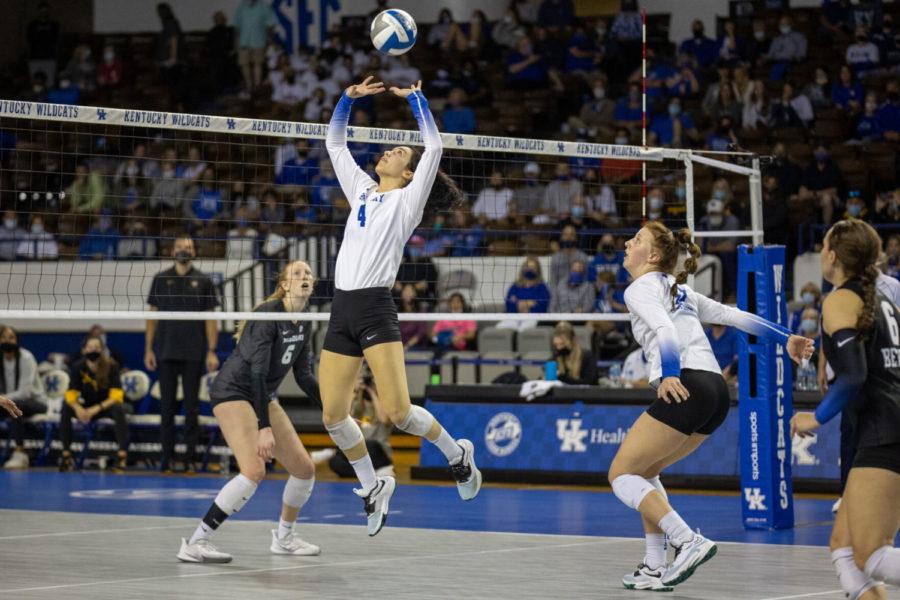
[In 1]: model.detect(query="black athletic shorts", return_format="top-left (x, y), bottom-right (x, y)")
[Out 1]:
top-left (647, 369), bottom-right (731, 436)
top-left (853, 442), bottom-right (900, 475)
top-left (323, 287), bottom-right (401, 357)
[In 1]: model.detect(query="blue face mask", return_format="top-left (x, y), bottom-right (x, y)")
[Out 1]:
top-left (523, 269), bottom-right (538, 280)
top-left (800, 318), bottom-right (818, 334)
top-left (237, 218), bottom-right (248, 227)
top-left (847, 203), bottom-right (862, 217)
top-left (668, 104), bottom-right (681, 116)
top-left (802, 292), bottom-right (816, 305)
top-left (572, 205), bottom-right (585, 218)
top-left (713, 189), bottom-right (726, 200)
top-left (675, 186), bottom-right (686, 200)
top-left (569, 272), bottom-right (585, 286)
top-left (408, 247), bottom-right (423, 259)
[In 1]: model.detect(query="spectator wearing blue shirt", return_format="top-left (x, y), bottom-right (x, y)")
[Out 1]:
top-left (441, 88), bottom-right (476, 134)
top-left (185, 166), bottom-right (224, 228)
top-left (79, 213), bottom-right (119, 260)
top-left (46, 77), bottom-right (80, 105)
top-left (538, 0), bottom-right (575, 30)
top-left (790, 282), bottom-right (822, 333)
top-left (705, 324), bottom-right (739, 383)
top-left (876, 80), bottom-right (900, 142)
top-left (707, 116), bottom-right (738, 152)
top-left (650, 98), bottom-right (699, 147)
top-left (845, 25), bottom-right (880, 77)
top-left (587, 234), bottom-right (625, 282)
top-left (679, 20), bottom-right (719, 68)
top-left (506, 36), bottom-right (548, 90)
top-left (565, 27), bottom-right (600, 74)
top-left (853, 92), bottom-right (883, 142)
top-left (632, 49), bottom-right (677, 103)
top-left (613, 83), bottom-right (643, 130)
top-left (717, 20), bottom-right (747, 66)
top-left (309, 159), bottom-right (340, 220)
top-left (831, 65), bottom-right (865, 111)
top-left (505, 257), bottom-right (550, 315)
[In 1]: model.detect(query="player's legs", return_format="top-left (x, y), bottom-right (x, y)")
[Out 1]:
top-left (845, 467), bottom-right (900, 584)
top-left (830, 498), bottom-right (885, 600)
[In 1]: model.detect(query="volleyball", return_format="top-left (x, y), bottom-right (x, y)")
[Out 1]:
top-left (370, 9), bottom-right (417, 55)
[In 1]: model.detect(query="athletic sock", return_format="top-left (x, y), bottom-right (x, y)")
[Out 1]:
top-left (658, 511), bottom-right (694, 548)
top-left (864, 545), bottom-right (900, 586)
top-left (189, 521), bottom-right (213, 545)
top-left (644, 533), bottom-right (667, 571)
top-left (434, 428), bottom-right (464, 464)
top-left (350, 454), bottom-right (378, 494)
top-left (188, 474), bottom-right (257, 545)
top-left (832, 547), bottom-right (879, 599)
top-left (277, 518), bottom-right (294, 541)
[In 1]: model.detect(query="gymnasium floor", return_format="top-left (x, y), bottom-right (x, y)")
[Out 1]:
top-left (0, 470), bottom-right (890, 599)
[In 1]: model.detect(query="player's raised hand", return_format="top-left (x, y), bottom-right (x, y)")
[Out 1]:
top-left (786, 335), bottom-right (815, 364)
top-left (390, 80), bottom-right (422, 98)
top-left (346, 76), bottom-right (385, 99)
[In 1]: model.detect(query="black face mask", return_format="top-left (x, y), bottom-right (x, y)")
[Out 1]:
top-left (601, 244), bottom-right (614, 253)
top-left (0, 343), bottom-right (17, 353)
top-left (85, 351), bottom-right (102, 361)
top-left (555, 347), bottom-right (571, 357)
top-left (174, 250), bottom-right (192, 264)
top-left (560, 240), bottom-right (577, 249)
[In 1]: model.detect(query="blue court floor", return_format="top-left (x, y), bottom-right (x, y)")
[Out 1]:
top-left (0, 470), bottom-right (841, 546)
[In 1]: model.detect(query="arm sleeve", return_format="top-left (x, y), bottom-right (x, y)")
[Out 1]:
top-left (292, 340), bottom-right (321, 409)
top-left (242, 320), bottom-right (277, 429)
top-left (6, 353), bottom-right (37, 402)
top-left (108, 362), bottom-right (124, 403)
top-left (402, 91), bottom-right (443, 227)
top-left (814, 328), bottom-right (867, 424)
top-left (694, 292), bottom-right (791, 345)
top-left (325, 93), bottom-right (375, 209)
top-left (624, 279), bottom-right (681, 378)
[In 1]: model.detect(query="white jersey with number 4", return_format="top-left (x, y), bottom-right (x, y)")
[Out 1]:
top-left (326, 91), bottom-right (442, 291)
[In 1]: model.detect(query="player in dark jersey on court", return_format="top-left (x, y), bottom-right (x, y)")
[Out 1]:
top-left (177, 260), bottom-right (322, 563)
top-left (792, 220), bottom-right (900, 597)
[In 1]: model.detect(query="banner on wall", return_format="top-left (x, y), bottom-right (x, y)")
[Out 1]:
top-left (419, 400), bottom-right (840, 481)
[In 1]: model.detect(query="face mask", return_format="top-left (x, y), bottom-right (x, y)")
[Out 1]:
top-left (866, 102), bottom-right (877, 112)
top-left (713, 189), bottom-right (726, 200)
top-left (433, 222), bottom-right (442, 232)
top-left (104, 51), bottom-right (115, 62)
top-left (754, 30), bottom-right (766, 41)
top-left (593, 87), bottom-right (605, 99)
top-left (59, 79), bottom-right (71, 89)
top-left (800, 319), bottom-right (818, 334)
top-left (523, 269), bottom-right (538, 280)
top-left (675, 186), bottom-right (686, 200)
top-left (668, 104), bottom-right (681, 116)
top-left (572, 205), bottom-right (585, 218)
top-left (560, 239), bottom-right (577, 249)
top-left (99, 217), bottom-right (112, 231)
top-left (596, 27), bottom-right (606, 38)
top-left (802, 292), bottom-right (816, 305)
top-left (4, 219), bottom-right (15, 229)
top-left (856, 36), bottom-right (867, 42)
top-left (615, 136), bottom-right (629, 145)
top-left (693, 29), bottom-right (704, 39)
top-left (174, 250), bottom-right (192, 264)
top-left (237, 218), bottom-right (248, 227)
top-left (847, 203), bottom-right (862, 217)
top-left (816, 76), bottom-right (828, 86)
top-left (0, 343), bottom-right (17, 353)
top-left (648, 210), bottom-right (662, 220)
top-left (556, 173), bottom-right (569, 180)
top-left (649, 196), bottom-right (664, 210)
top-left (601, 244), bottom-right (614, 254)
top-left (407, 247), bottom-right (422, 259)
top-left (779, 24), bottom-right (791, 35)
top-left (85, 351), bottom-right (102, 362)
top-left (814, 151), bottom-right (828, 163)
top-left (708, 214), bottom-right (724, 227)
top-left (31, 224), bottom-right (44, 234)
top-left (569, 272), bottom-right (585, 286)
top-left (555, 346), bottom-right (571, 357)
top-left (33, 84), bottom-right (44, 93)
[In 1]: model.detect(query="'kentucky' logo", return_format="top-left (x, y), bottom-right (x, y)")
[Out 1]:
top-left (744, 487), bottom-right (767, 511)
top-left (556, 418), bottom-right (588, 452)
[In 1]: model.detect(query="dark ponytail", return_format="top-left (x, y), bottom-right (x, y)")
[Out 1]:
top-left (644, 222), bottom-right (702, 308)
top-left (826, 219), bottom-right (882, 338)
top-left (857, 263), bottom-right (879, 335)
top-left (671, 228), bottom-right (701, 307)
top-left (407, 148), bottom-right (464, 212)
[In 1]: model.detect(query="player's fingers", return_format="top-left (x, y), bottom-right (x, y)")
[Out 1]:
top-left (361, 75), bottom-right (373, 85)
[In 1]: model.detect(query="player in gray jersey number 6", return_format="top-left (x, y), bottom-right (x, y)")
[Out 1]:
top-left (320, 76), bottom-right (481, 537)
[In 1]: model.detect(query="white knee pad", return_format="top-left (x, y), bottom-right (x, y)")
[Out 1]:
top-left (325, 416), bottom-right (365, 450)
top-left (648, 476), bottom-right (668, 502)
top-left (282, 475), bottom-right (314, 509)
top-left (612, 474), bottom-right (657, 511)
top-left (215, 474), bottom-right (258, 516)
top-left (833, 547), bottom-right (879, 600)
top-left (864, 546), bottom-right (900, 586)
top-left (396, 405), bottom-right (434, 437)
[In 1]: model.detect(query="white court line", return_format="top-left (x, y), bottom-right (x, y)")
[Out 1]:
top-left (0, 538), bottom-right (620, 594)
top-left (759, 590), bottom-right (844, 600)
top-left (0, 522), bottom-right (253, 541)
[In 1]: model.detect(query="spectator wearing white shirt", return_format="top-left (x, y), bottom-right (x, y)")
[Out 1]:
top-left (380, 55), bottom-right (422, 88)
top-left (16, 215), bottom-right (57, 260)
top-left (226, 205), bottom-right (258, 259)
top-left (846, 25), bottom-right (880, 76)
top-left (766, 15), bottom-right (807, 63)
top-left (0, 211), bottom-right (27, 261)
top-left (472, 171), bottom-right (514, 222)
top-left (620, 347), bottom-right (650, 388)
top-left (304, 87), bottom-right (328, 122)
top-left (181, 146), bottom-right (206, 182)
top-left (272, 68), bottom-right (306, 110)
top-left (584, 170), bottom-right (618, 225)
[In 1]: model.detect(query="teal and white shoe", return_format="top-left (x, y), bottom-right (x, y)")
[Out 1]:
top-left (622, 563), bottom-right (673, 592)
top-left (661, 534), bottom-right (717, 587)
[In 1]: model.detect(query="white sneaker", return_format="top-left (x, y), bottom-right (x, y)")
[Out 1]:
top-left (832, 497), bottom-right (842, 514)
top-left (176, 538), bottom-right (233, 563)
top-left (661, 534), bottom-right (717, 587)
top-left (450, 439), bottom-right (482, 501)
top-left (354, 476), bottom-right (396, 536)
top-left (310, 448), bottom-right (336, 464)
top-left (622, 563), bottom-right (674, 591)
top-left (270, 529), bottom-right (321, 556)
top-left (3, 450), bottom-right (29, 469)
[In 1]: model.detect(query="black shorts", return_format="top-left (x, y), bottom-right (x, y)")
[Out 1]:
top-left (647, 369), bottom-right (731, 436)
top-left (852, 442), bottom-right (900, 475)
top-left (323, 287), bottom-right (401, 357)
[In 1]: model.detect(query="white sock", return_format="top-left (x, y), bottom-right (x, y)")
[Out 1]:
top-left (658, 511), bottom-right (694, 547)
top-left (189, 522), bottom-right (213, 545)
top-left (644, 533), bottom-right (667, 570)
top-left (434, 428), bottom-right (464, 464)
top-left (832, 546), bottom-right (879, 600)
top-left (277, 518), bottom-right (294, 540)
top-left (350, 453), bottom-right (378, 493)
top-left (864, 545), bottom-right (900, 586)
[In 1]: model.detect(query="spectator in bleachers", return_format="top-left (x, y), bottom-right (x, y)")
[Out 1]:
top-left (747, 19), bottom-right (772, 67)
top-left (149, 151), bottom-right (185, 213)
top-left (272, 68), bottom-right (306, 113)
top-left (841, 189), bottom-right (870, 221)
top-left (846, 25), bottom-right (880, 76)
top-left (610, 0), bottom-right (642, 42)
top-left (707, 116), bottom-right (738, 152)
top-left (397, 284), bottom-right (430, 351)
top-left (550, 259), bottom-right (594, 314)
top-left (96, 45), bottom-right (124, 91)
top-left (442, 88), bottom-right (477, 134)
top-left (629, 48), bottom-right (675, 104)
top-left (118, 218), bottom-right (157, 258)
top-left (705, 323), bottom-right (738, 384)
top-left (698, 198), bottom-right (740, 296)
top-left (506, 35), bottom-right (548, 90)
top-left (551, 321), bottom-right (598, 385)
top-left (115, 144), bottom-right (159, 183)
top-left (679, 19), bottom-right (719, 69)
top-left (275, 139), bottom-right (318, 186)
top-left (565, 25), bottom-right (601, 75)
top-left (208, 11), bottom-right (237, 95)
top-left (873, 190), bottom-right (900, 225)
top-left (876, 80), bottom-right (900, 141)
top-left (717, 19), bottom-right (747, 66)
top-left (790, 281), bottom-right (822, 333)
top-left (181, 146), bottom-right (207, 182)
top-left (78, 213), bottom-right (119, 260)
top-left (705, 80), bottom-right (743, 124)
top-left (510, 161), bottom-right (546, 223)
top-left (852, 92), bottom-right (883, 142)
top-left (60, 44), bottom-right (96, 96)
top-left (803, 67), bottom-right (833, 111)
top-left (550, 225), bottom-right (590, 289)
top-left (832, 64), bottom-right (865, 111)
top-left (304, 87), bottom-right (329, 122)
top-left (768, 142), bottom-right (803, 196)
top-left (16, 214), bottom-right (57, 260)
top-left (884, 234), bottom-right (900, 279)
top-left (543, 162), bottom-right (582, 222)
top-left (427, 68), bottom-right (454, 100)
top-left (505, 257), bottom-right (550, 318)
top-left (185, 166), bottom-right (225, 229)
top-left (799, 307), bottom-right (821, 353)
top-left (559, 197), bottom-right (601, 249)
top-left (771, 82), bottom-right (814, 128)
top-left (538, 0), bottom-right (575, 30)
top-left (650, 97), bottom-right (700, 147)
top-left (668, 55), bottom-right (701, 99)
top-left (702, 65), bottom-right (736, 116)
top-left (765, 14), bottom-right (807, 80)
top-left (395, 235), bottom-right (439, 308)
top-left (0, 211), bottom-right (27, 261)
top-left (234, 0), bottom-right (276, 97)
top-left (620, 347), bottom-right (650, 387)
top-left (25, 71), bottom-right (48, 102)
top-left (874, 14), bottom-right (899, 69)
top-left (381, 54), bottom-right (422, 88)
top-left (762, 175), bottom-right (790, 248)
top-left (588, 233), bottom-right (625, 281)
top-left (155, 3), bottom-right (184, 108)
top-left (820, 0), bottom-right (853, 38)
top-left (432, 293), bottom-right (477, 352)
top-left (226, 206), bottom-right (258, 259)
top-left (447, 209), bottom-right (485, 257)
top-left (427, 8), bottom-right (458, 49)
top-left (58, 335), bottom-right (128, 473)
top-left (26, 2), bottom-right (60, 87)
top-left (0, 325), bottom-right (46, 469)
top-left (473, 170), bottom-right (513, 223)
top-left (614, 82), bottom-right (643, 131)
top-left (582, 168), bottom-right (618, 226)
top-left (260, 189), bottom-right (285, 226)
top-left (66, 163), bottom-right (107, 214)
top-left (742, 80), bottom-right (771, 129)
top-left (797, 144), bottom-right (843, 224)
top-left (492, 5), bottom-right (526, 49)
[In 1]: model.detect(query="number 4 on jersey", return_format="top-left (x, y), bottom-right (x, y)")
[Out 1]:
top-left (357, 204), bottom-right (366, 228)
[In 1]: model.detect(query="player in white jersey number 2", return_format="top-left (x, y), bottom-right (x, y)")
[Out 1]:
top-left (320, 77), bottom-right (481, 536)
top-left (611, 221), bottom-right (813, 591)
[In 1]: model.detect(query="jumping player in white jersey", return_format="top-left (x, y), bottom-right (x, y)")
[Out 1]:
top-left (321, 76), bottom-right (481, 536)
top-left (177, 261), bottom-right (322, 563)
top-left (610, 221), bottom-right (813, 591)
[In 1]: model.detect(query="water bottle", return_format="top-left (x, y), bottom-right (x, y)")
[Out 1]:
top-left (608, 362), bottom-right (622, 387)
top-left (806, 361), bottom-right (818, 392)
top-left (544, 360), bottom-right (558, 381)
top-left (795, 364), bottom-right (807, 391)
top-left (219, 451), bottom-right (230, 476)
